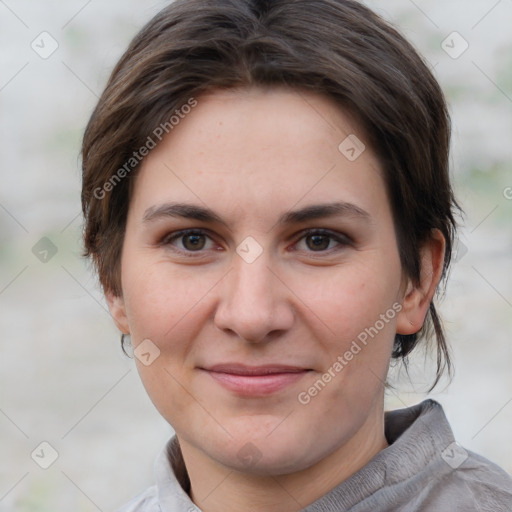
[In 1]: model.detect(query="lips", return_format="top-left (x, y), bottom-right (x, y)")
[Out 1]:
top-left (206, 363), bottom-right (309, 375)
top-left (200, 363), bottom-right (311, 396)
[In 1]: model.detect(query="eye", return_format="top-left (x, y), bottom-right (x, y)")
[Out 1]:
top-left (159, 228), bottom-right (352, 257)
top-left (293, 229), bottom-right (352, 253)
top-left (161, 229), bottom-right (217, 254)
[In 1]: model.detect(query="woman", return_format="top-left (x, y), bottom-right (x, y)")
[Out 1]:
top-left (81, 0), bottom-right (512, 510)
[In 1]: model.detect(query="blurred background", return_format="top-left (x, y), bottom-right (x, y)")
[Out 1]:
top-left (0, 0), bottom-right (511, 510)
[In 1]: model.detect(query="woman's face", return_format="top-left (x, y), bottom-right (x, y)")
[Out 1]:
top-left (109, 87), bottom-right (417, 475)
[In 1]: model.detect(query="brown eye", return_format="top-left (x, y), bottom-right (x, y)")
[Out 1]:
top-left (162, 229), bottom-right (216, 255)
top-left (294, 229), bottom-right (352, 254)
top-left (306, 234), bottom-right (331, 251)
top-left (182, 233), bottom-right (206, 251)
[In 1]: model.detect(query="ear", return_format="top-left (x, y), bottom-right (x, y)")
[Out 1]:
top-left (106, 290), bottom-right (130, 334)
top-left (396, 229), bottom-right (446, 335)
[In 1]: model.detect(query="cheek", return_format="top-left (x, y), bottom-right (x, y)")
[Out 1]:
top-left (120, 260), bottom-right (212, 421)
top-left (121, 258), bottom-right (212, 344)
top-left (307, 260), bottom-right (402, 343)
top-left (303, 257), bottom-right (402, 401)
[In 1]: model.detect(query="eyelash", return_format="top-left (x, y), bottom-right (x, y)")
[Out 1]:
top-left (159, 228), bottom-right (352, 257)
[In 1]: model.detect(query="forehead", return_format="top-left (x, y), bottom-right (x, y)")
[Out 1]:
top-left (164, 87), bottom-right (366, 164)
top-left (130, 87), bottom-right (388, 224)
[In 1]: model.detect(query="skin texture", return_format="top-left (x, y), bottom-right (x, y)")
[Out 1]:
top-left (107, 87), bottom-right (445, 512)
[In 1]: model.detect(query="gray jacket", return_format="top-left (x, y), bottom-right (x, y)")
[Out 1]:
top-left (117, 400), bottom-right (512, 511)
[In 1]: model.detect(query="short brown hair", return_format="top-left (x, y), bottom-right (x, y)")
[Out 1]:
top-left (81, 0), bottom-right (460, 386)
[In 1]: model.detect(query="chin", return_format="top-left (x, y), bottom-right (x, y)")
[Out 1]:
top-left (207, 424), bottom-right (321, 476)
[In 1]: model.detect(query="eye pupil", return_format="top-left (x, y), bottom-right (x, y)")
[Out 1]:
top-left (307, 235), bottom-right (330, 251)
top-left (183, 234), bottom-right (205, 250)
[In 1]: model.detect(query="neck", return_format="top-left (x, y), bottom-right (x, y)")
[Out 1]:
top-left (178, 404), bottom-right (388, 512)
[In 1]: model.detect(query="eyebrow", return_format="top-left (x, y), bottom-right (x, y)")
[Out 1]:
top-left (142, 201), bottom-right (371, 226)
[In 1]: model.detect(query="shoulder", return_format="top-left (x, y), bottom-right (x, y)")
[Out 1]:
top-left (382, 400), bottom-right (512, 511)
top-left (402, 443), bottom-right (512, 512)
top-left (115, 485), bottom-right (160, 512)
top-left (430, 449), bottom-right (512, 511)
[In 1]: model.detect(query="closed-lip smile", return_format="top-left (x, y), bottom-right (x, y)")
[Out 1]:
top-left (200, 363), bottom-right (312, 396)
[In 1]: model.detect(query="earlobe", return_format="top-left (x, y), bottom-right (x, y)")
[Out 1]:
top-left (396, 281), bottom-right (424, 335)
top-left (396, 230), bottom-right (446, 335)
top-left (106, 291), bottom-right (130, 334)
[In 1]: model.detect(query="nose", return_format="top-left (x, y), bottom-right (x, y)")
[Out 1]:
top-left (213, 251), bottom-right (295, 343)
